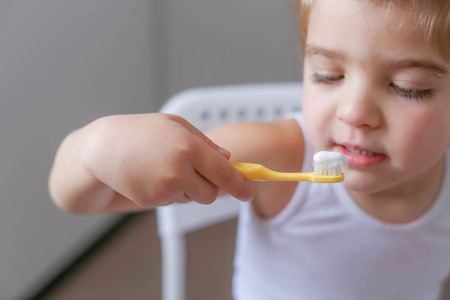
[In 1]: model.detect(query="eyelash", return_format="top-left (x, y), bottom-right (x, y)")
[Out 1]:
top-left (389, 83), bottom-right (433, 101)
top-left (311, 74), bottom-right (343, 84)
top-left (311, 74), bottom-right (434, 101)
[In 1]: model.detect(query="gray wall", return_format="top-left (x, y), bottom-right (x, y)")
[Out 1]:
top-left (166, 0), bottom-right (301, 95)
top-left (1, 1), bottom-right (159, 299)
top-left (1, 0), bottom-right (300, 298)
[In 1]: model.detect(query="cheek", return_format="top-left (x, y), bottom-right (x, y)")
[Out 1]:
top-left (392, 109), bottom-right (447, 171)
top-left (302, 87), bottom-right (334, 149)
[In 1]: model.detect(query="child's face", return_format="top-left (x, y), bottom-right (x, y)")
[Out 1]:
top-left (302, 0), bottom-right (450, 194)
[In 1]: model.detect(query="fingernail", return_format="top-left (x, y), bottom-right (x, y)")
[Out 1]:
top-left (241, 189), bottom-right (255, 202)
top-left (218, 147), bottom-right (231, 158)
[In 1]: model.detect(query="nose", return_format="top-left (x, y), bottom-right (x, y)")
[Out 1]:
top-left (336, 88), bottom-right (381, 129)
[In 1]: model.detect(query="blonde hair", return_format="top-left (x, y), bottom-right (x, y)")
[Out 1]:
top-left (296, 0), bottom-right (450, 61)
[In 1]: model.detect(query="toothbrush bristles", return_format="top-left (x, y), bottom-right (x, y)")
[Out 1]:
top-left (314, 160), bottom-right (342, 176)
top-left (312, 151), bottom-right (349, 176)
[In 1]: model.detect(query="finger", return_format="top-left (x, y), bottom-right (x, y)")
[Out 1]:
top-left (178, 194), bottom-right (192, 204)
top-left (164, 193), bottom-right (191, 205)
top-left (167, 114), bottom-right (231, 160)
top-left (193, 142), bottom-right (255, 202)
top-left (183, 171), bottom-right (220, 205)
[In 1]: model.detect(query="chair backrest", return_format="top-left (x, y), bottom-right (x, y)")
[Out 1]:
top-left (156, 82), bottom-right (303, 300)
top-left (156, 82), bottom-right (303, 236)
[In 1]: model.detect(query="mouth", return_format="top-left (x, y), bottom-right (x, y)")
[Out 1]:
top-left (336, 144), bottom-right (387, 167)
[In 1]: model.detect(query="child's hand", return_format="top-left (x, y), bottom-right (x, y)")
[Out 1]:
top-left (49, 113), bottom-right (255, 213)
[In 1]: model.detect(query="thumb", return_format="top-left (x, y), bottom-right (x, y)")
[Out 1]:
top-left (169, 114), bottom-right (231, 159)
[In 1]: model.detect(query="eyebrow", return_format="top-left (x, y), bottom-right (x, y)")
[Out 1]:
top-left (305, 45), bottom-right (347, 61)
top-left (388, 59), bottom-right (448, 77)
top-left (304, 45), bottom-right (448, 77)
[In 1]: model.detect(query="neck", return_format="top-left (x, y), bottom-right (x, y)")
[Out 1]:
top-left (349, 157), bottom-right (445, 224)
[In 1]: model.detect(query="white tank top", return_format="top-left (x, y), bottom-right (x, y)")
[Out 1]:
top-left (232, 113), bottom-right (450, 300)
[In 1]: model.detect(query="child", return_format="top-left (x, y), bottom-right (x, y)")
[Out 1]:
top-left (49, 0), bottom-right (450, 299)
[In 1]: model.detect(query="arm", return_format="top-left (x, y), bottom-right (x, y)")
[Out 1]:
top-left (49, 113), bottom-right (255, 214)
top-left (206, 118), bottom-right (305, 218)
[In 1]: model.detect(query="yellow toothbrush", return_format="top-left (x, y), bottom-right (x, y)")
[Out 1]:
top-left (232, 151), bottom-right (348, 183)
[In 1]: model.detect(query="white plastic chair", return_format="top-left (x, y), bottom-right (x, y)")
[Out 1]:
top-left (156, 82), bottom-right (303, 300)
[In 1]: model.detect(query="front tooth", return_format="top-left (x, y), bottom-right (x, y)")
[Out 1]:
top-left (346, 147), bottom-right (356, 154)
top-left (346, 147), bottom-right (376, 156)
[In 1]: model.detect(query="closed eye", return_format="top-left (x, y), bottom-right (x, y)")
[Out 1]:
top-left (389, 83), bottom-right (433, 101)
top-left (311, 74), bottom-right (344, 84)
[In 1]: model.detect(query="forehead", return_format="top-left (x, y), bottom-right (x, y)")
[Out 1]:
top-left (306, 0), bottom-right (447, 67)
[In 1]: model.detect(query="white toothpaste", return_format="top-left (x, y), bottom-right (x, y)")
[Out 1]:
top-left (313, 151), bottom-right (348, 176)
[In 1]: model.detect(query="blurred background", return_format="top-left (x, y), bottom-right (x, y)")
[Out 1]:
top-left (1, 0), bottom-right (300, 299)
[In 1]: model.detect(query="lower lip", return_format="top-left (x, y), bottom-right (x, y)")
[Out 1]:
top-left (336, 145), bottom-right (387, 167)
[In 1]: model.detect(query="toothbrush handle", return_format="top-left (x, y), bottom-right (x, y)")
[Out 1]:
top-left (232, 162), bottom-right (344, 183)
top-left (242, 170), bottom-right (343, 182)
top-left (236, 167), bottom-right (314, 181)
top-left (261, 170), bottom-right (315, 181)
top-left (260, 170), bottom-right (344, 183)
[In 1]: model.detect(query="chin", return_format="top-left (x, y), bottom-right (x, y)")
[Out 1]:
top-left (342, 172), bottom-right (391, 195)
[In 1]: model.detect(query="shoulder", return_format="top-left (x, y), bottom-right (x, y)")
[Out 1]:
top-left (208, 118), bottom-right (305, 218)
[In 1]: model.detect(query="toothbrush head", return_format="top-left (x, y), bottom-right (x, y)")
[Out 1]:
top-left (313, 151), bottom-right (348, 176)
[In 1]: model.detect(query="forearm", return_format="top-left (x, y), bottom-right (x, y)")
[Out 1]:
top-left (49, 124), bottom-right (115, 213)
top-left (49, 113), bottom-right (254, 214)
